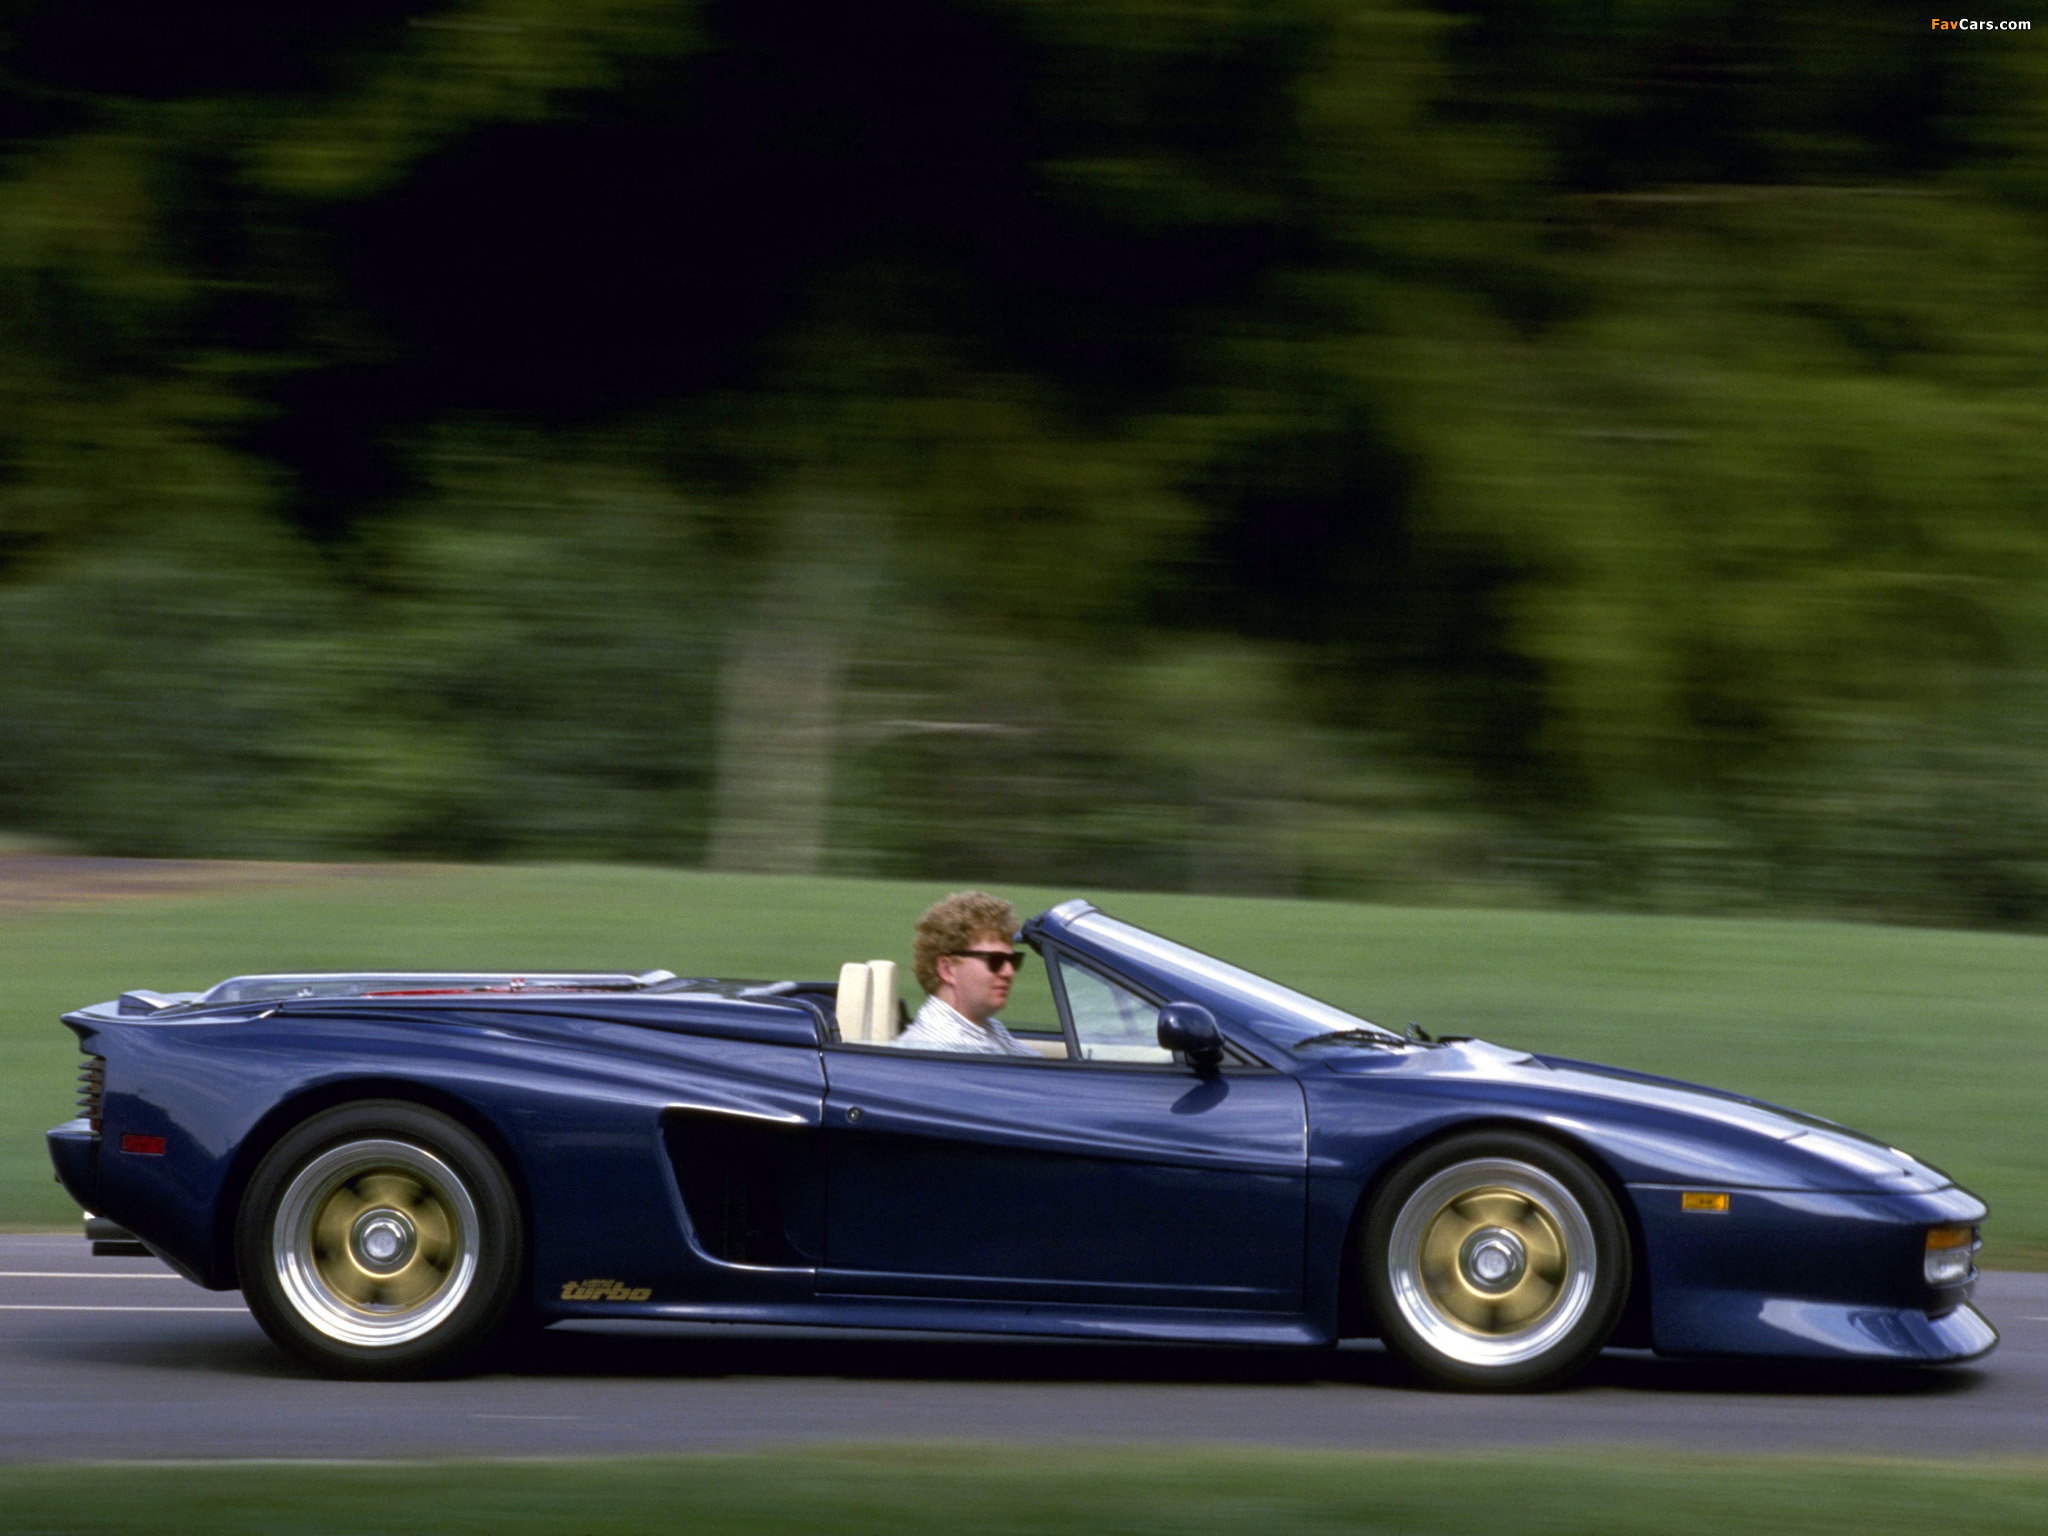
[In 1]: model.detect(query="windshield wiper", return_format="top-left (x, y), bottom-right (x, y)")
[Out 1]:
top-left (1294, 1028), bottom-right (1409, 1051)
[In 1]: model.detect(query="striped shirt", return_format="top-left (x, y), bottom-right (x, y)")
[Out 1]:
top-left (893, 996), bottom-right (1037, 1056)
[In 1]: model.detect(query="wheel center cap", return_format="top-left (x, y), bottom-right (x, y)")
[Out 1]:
top-left (1459, 1226), bottom-right (1527, 1293)
top-left (351, 1209), bottom-right (417, 1274)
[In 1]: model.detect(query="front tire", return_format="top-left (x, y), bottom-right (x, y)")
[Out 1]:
top-left (1364, 1131), bottom-right (1629, 1390)
top-left (236, 1101), bottom-right (524, 1379)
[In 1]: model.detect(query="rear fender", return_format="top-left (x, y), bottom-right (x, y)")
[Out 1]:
top-left (208, 1077), bottom-right (536, 1293)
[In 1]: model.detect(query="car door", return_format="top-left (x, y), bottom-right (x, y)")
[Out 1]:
top-left (819, 953), bottom-right (1308, 1312)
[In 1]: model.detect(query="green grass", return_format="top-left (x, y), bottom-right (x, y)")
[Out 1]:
top-left (1, 1449), bottom-right (2046, 1535)
top-left (4, 864), bottom-right (2046, 1262)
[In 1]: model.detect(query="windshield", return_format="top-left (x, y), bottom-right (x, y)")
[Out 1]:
top-left (1068, 912), bottom-right (1398, 1049)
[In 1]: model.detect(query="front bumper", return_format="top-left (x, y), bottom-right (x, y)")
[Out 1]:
top-left (1655, 1293), bottom-right (1997, 1363)
top-left (1633, 1181), bottom-right (1996, 1363)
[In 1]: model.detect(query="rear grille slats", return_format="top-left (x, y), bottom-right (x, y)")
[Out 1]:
top-left (76, 1056), bottom-right (105, 1135)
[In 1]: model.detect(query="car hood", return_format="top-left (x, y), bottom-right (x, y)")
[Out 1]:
top-left (1320, 1037), bottom-right (1953, 1192)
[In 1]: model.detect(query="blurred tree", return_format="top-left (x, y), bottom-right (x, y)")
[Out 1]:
top-left (1435, 186), bottom-right (2048, 919)
top-left (1, 0), bottom-right (2046, 926)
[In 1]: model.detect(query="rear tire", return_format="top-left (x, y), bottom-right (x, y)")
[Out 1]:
top-left (236, 1101), bottom-right (523, 1379)
top-left (1364, 1131), bottom-right (1629, 1390)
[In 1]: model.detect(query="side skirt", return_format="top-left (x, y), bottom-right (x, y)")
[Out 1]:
top-left (546, 1293), bottom-right (1331, 1347)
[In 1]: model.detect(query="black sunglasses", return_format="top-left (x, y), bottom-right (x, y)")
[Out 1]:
top-left (950, 949), bottom-right (1028, 973)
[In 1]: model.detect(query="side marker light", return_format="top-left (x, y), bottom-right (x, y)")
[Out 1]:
top-left (1680, 1191), bottom-right (1731, 1213)
top-left (118, 1134), bottom-right (166, 1156)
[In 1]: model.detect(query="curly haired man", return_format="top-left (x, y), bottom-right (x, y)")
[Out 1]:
top-left (894, 890), bottom-right (1036, 1055)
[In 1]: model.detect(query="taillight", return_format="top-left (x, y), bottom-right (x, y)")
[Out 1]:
top-left (76, 1055), bottom-right (105, 1135)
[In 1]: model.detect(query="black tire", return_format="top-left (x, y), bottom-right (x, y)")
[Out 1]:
top-left (235, 1101), bottom-right (524, 1379)
top-left (1363, 1131), bottom-right (1630, 1390)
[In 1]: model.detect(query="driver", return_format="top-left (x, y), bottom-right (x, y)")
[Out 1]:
top-left (894, 890), bottom-right (1037, 1055)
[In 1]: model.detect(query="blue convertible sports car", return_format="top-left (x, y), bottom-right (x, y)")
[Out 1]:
top-left (48, 898), bottom-right (1994, 1388)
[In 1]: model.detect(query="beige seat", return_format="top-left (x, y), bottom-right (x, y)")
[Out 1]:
top-left (834, 960), bottom-right (901, 1043)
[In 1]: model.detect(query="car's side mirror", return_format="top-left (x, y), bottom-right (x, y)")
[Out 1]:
top-left (1157, 1002), bottom-right (1224, 1073)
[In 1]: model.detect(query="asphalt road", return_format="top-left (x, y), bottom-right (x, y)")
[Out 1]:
top-left (1, 1233), bottom-right (2040, 1462)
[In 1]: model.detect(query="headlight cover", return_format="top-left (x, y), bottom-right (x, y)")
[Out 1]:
top-left (1925, 1224), bottom-right (1979, 1288)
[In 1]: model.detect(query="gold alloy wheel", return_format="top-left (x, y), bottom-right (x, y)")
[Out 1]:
top-left (271, 1138), bottom-right (480, 1347)
top-left (1384, 1156), bottom-right (1598, 1369)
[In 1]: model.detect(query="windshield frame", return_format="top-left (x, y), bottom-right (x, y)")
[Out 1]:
top-left (1064, 911), bottom-right (1400, 1051)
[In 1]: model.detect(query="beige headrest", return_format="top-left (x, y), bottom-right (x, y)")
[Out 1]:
top-left (834, 960), bottom-right (901, 1042)
top-left (835, 962), bottom-right (873, 1042)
